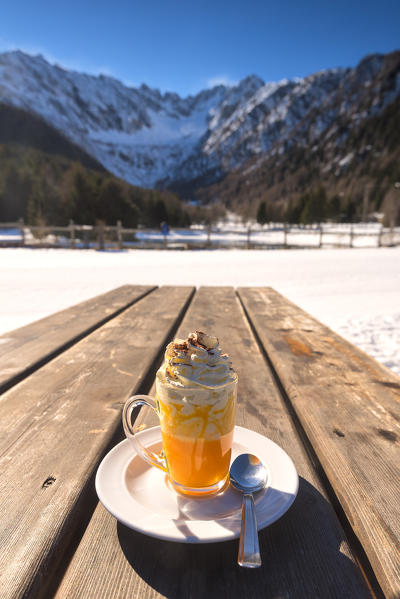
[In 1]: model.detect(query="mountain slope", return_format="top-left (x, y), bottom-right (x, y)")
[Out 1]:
top-left (195, 82), bottom-right (400, 223)
top-left (0, 50), bottom-right (235, 186)
top-left (0, 139), bottom-right (190, 227)
top-left (0, 49), bottom-right (399, 216)
top-left (0, 103), bottom-right (106, 171)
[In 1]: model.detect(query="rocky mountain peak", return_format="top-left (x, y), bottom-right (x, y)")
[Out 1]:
top-left (0, 49), bottom-right (399, 192)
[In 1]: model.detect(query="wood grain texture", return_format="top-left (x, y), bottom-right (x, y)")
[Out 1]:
top-left (0, 286), bottom-right (194, 599)
top-left (54, 287), bottom-right (371, 599)
top-left (0, 285), bottom-right (155, 393)
top-left (238, 286), bottom-right (400, 599)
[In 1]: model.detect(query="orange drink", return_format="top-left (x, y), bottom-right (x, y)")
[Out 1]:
top-left (161, 432), bottom-right (234, 488)
top-left (123, 331), bottom-right (237, 496)
top-left (156, 374), bottom-right (237, 493)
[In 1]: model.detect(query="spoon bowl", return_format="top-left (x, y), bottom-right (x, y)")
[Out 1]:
top-left (230, 453), bottom-right (268, 494)
top-left (229, 453), bottom-right (268, 568)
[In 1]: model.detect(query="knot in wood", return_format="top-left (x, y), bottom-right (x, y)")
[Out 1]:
top-left (42, 476), bottom-right (56, 489)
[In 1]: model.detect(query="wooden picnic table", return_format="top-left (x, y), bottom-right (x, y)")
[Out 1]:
top-left (0, 285), bottom-right (399, 599)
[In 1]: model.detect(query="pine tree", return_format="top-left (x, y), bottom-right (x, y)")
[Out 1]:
top-left (257, 201), bottom-right (269, 225)
top-left (327, 195), bottom-right (341, 221)
top-left (300, 186), bottom-right (327, 224)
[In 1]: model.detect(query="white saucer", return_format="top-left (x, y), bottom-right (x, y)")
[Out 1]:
top-left (95, 425), bottom-right (298, 543)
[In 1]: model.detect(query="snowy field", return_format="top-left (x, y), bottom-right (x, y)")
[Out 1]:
top-left (0, 246), bottom-right (399, 375)
top-left (1, 222), bottom-right (400, 250)
top-left (136, 222), bottom-right (400, 249)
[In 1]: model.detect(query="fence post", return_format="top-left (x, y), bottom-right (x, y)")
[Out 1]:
top-left (393, 182), bottom-right (400, 246)
top-left (117, 220), bottom-right (123, 250)
top-left (207, 224), bottom-right (211, 247)
top-left (97, 222), bottom-right (105, 251)
top-left (83, 227), bottom-right (90, 249)
top-left (69, 219), bottom-right (75, 249)
top-left (318, 224), bottom-right (323, 248)
top-left (349, 224), bottom-right (354, 248)
top-left (247, 226), bottom-right (251, 249)
top-left (283, 223), bottom-right (288, 248)
top-left (18, 217), bottom-right (25, 246)
top-left (378, 224), bottom-right (383, 248)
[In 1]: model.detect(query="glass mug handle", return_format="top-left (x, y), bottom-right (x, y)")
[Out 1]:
top-left (122, 395), bottom-right (167, 472)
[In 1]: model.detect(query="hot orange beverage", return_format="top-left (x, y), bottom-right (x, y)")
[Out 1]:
top-left (123, 331), bottom-right (237, 496)
top-left (156, 331), bottom-right (237, 494)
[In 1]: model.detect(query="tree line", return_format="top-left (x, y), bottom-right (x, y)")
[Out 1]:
top-left (257, 185), bottom-right (368, 225)
top-left (1, 143), bottom-right (396, 230)
top-left (0, 143), bottom-right (191, 227)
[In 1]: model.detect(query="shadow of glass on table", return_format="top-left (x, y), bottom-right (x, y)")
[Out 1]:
top-left (167, 481), bottom-right (295, 541)
top-left (117, 477), bottom-right (373, 599)
top-left (123, 444), bottom-right (293, 542)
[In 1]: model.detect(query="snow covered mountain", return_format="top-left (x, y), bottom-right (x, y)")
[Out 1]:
top-left (0, 50), bottom-right (399, 192)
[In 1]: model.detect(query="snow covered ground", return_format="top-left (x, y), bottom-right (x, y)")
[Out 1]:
top-left (0, 246), bottom-right (399, 375)
top-left (2, 222), bottom-right (399, 249)
top-left (136, 222), bottom-right (397, 248)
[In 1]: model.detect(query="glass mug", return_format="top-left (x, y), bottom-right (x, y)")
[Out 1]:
top-left (122, 372), bottom-right (237, 495)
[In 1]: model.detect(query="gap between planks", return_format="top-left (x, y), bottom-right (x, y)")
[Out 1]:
top-left (235, 289), bottom-right (385, 599)
top-left (52, 289), bottom-right (370, 599)
top-left (38, 286), bottom-right (196, 599)
top-left (0, 285), bottom-right (157, 395)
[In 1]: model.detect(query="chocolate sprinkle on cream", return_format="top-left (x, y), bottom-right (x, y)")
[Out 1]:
top-left (158, 331), bottom-right (236, 388)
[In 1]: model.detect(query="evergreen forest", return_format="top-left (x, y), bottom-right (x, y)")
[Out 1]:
top-left (0, 143), bottom-right (191, 227)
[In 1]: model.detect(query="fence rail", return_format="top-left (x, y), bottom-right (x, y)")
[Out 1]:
top-left (0, 219), bottom-right (399, 250)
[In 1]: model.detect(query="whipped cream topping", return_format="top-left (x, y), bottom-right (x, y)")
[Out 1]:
top-left (158, 331), bottom-right (236, 388)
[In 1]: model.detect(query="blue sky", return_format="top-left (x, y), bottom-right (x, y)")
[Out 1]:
top-left (1, 0), bottom-right (399, 96)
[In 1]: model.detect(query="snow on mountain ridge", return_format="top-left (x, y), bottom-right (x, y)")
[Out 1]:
top-left (0, 51), bottom-right (269, 185)
top-left (0, 50), bottom-right (398, 189)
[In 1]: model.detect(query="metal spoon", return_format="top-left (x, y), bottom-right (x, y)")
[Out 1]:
top-left (229, 453), bottom-right (268, 568)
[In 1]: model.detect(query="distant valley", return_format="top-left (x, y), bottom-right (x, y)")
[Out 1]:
top-left (0, 49), bottom-right (399, 224)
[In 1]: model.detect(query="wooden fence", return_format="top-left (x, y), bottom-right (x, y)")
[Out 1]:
top-left (0, 219), bottom-right (399, 250)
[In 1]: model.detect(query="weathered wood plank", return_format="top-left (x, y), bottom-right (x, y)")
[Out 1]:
top-left (238, 286), bottom-right (400, 599)
top-left (0, 286), bottom-right (194, 599)
top-left (0, 285), bottom-right (155, 393)
top-left (54, 287), bottom-right (371, 599)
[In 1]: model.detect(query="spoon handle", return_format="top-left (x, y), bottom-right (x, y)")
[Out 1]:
top-left (238, 493), bottom-right (261, 568)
